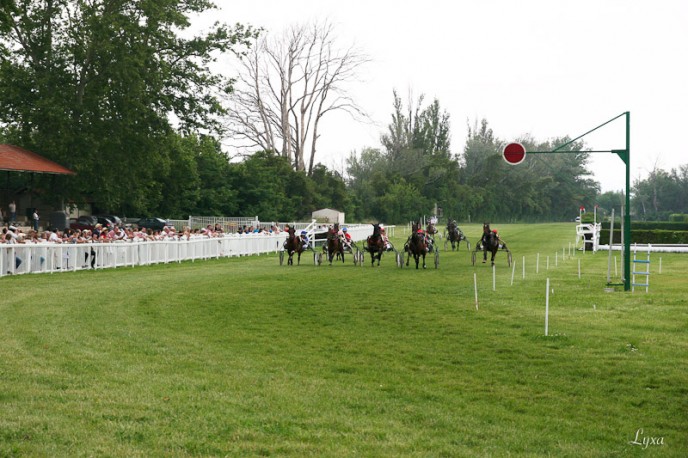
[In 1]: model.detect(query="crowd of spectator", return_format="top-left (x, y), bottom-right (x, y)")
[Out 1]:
top-left (0, 221), bottom-right (296, 274)
top-left (0, 222), bottom-right (296, 247)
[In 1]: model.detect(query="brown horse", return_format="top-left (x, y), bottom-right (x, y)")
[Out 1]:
top-left (366, 223), bottom-right (385, 266)
top-left (480, 222), bottom-right (500, 266)
top-left (426, 222), bottom-right (439, 238)
top-left (406, 221), bottom-right (427, 269)
top-left (284, 226), bottom-right (305, 265)
top-left (447, 219), bottom-right (468, 251)
top-left (325, 223), bottom-right (344, 265)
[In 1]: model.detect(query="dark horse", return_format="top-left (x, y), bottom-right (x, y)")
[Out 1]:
top-left (480, 222), bottom-right (500, 266)
top-left (366, 223), bottom-right (385, 266)
top-left (285, 226), bottom-right (304, 265)
top-left (326, 223), bottom-right (344, 265)
top-left (406, 221), bottom-right (427, 269)
top-left (446, 219), bottom-right (468, 251)
top-left (426, 221), bottom-right (439, 238)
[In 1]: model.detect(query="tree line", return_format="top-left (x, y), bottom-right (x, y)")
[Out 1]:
top-left (2, 2), bottom-right (686, 224)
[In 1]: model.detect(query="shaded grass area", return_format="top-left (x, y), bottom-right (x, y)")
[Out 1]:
top-left (1, 223), bottom-right (687, 456)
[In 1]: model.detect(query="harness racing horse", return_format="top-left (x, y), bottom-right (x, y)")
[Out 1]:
top-left (426, 221), bottom-right (439, 238)
top-left (366, 223), bottom-right (385, 266)
top-left (406, 221), bottom-right (428, 269)
top-left (325, 223), bottom-right (345, 265)
top-left (446, 219), bottom-right (468, 251)
top-left (480, 222), bottom-right (500, 266)
top-left (284, 226), bottom-right (304, 265)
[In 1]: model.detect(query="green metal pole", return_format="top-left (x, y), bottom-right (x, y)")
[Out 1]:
top-left (624, 112), bottom-right (631, 291)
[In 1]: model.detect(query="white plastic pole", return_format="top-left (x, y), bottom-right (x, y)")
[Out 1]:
top-left (545, 278), bottom-right (550, 336)
top-left (522, 256), bottom-right (525, 279)
top-left (474, 273), bottom-right (479, 310)
top-left (607, 208), bottom-right (615, 283)
top-left (614, 256), bottom-right (618, 276)
top-left (555, 252), bottom-right (558, 267)
top-left (510, 260), bottom-right (516, 286)
top-left (492, 265), bottom-right (496, 291)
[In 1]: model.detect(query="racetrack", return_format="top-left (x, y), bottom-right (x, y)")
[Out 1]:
top-left (1, 223), bottom-right (686, 456)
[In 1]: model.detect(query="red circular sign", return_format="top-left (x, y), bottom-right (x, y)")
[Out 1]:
top-left (503, 142), bottom-right (526, 165)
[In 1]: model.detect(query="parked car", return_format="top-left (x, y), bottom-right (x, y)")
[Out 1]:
top-left (70, 215), bottom-right (115, 231)
top-left (70, 215), bottom-right (99, 231)
top-left (136, 217), bottom-right (168, 231)
top-left (96, 214), bottom-right (122, 227)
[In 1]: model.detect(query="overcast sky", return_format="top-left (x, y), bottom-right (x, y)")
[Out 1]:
top-left (194, 0), bottom-right (687, 193)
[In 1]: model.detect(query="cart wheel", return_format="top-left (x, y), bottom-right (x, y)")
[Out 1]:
top-left (471, 251), bottom-right (476, 266)
top-left (279, 250), bottom-right (284, 265)
top-left (507, 250), bottom-right (513, 267)
top-left (434, 250), bottom-right (439, 269)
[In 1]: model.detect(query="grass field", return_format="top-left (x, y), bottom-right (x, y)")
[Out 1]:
top-left (1, 223), bottom-right (687, 457)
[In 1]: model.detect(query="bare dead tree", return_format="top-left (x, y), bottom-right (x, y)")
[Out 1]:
top-left (225, 21), bottom-right (369, 175)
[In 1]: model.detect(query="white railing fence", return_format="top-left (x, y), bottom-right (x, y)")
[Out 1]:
top-left (0, 224), bottom-right (395, 277)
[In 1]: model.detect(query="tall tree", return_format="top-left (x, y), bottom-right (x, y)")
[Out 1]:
top-left (0, 0), bottom-right (256, 214)
top-left (631, 164), bottom-right (685, 220)
top-left (226, 20), bottom-right (369, 175)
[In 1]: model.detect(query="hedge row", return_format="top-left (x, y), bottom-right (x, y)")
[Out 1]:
top-left (599, 229), bottom-right (688, 244)
top-left (600, 221), bottom-right (688, 231)
top-left (669, 214), bottom-right (688, 222)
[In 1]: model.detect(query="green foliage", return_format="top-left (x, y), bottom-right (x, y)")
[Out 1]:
top-left (600, 229), bottom-right (688, 244)
top-left (602, 221), bottom-right (688, 231)
top-left (669, 214), bottom-right (688, 223)
top-left (0, 0), bottom-right (257, 214)
top-left (632, 165), bottom-right (688, 220)
top-left (349, 105), bottom-right (605, 224)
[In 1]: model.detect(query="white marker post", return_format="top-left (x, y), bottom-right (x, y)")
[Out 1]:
top-left (536, 253), bottom-right (540, 274)
top-left (492, 265), bottom-right (496, 291)
top-left (545, 278), bottom-right (550, 336)
top-left (510, 260), bottom-right (516, 286)
top-left (522, 256), bottom-right (526, 280)
top-left (474, 273), bottom-right (479, 310)
top-left (555, 252), bottom-right (558, 267)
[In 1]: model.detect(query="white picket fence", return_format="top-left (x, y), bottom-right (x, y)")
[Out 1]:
top-left (0, 224), bottom-right (394, 277)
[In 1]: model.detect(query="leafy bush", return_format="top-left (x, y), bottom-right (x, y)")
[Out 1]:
top-left (601, 221), bottom-right (688, 231)
top-left (600, 229), bottom-right (688, 244)
top-left (669, 213), bottom-right (688, 223)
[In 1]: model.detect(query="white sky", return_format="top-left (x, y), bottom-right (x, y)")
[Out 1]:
top-left (194, 0), bottom-right (688, 192)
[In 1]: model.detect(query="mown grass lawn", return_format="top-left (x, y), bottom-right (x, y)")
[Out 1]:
top-left (1, 223), bottom-right (687, 456)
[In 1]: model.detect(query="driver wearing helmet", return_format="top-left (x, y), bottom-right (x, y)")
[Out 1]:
top-left (299, 230), bottom-right (310, 250)
top-left (341, 226), bottom-right (352, 249)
